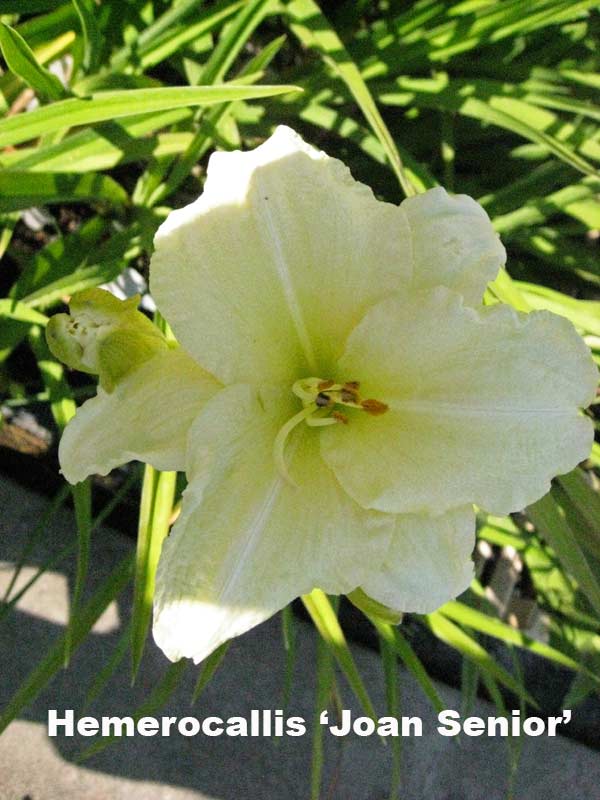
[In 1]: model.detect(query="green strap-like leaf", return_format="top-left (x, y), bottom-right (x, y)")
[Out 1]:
top-left (71, 0), bottom-right (102, 73)
top-left (516, 281), bottom-right (600, 336)
top-left (191, 641), bottom-right (231, 704)
top-left (375, 620), bottom-right (402, 798)
top-left (377, 75), bottom-right (598, 177)
top-left (77, 660), bottom-right (188, 762)
top-left (65, 481), bottom-right (92, 667)
top-left (555, 470), bottom-right (600, 563)
top-left (131, 465), bottom-right (177, 682)
top-left (370, 617), bottom-right (445, 716)
top-left (0, 108), bottom-right (193, 172)
top-left (281, 604), bottom-right (297, 711)
top-left (108, 1), bottom-right (242, 75)
top-left (0, 469), bottom-right (137, 627)
top-left (527, 492), bottom-right (600, 617)
top-left (0, 84), bottom-right (301, 148)
top-left (492, 178), bottom-right (600, 236)
top-left (1, 484), bottom-right (70, 605)
top-left (146, 4), bottom-right (281, 207)
top-left (424, 612), bottom-right (538, 707)
top-left (28, 328), bottom-right (93, 667)
top-left (310, 629), bottom-right (335, 800)
top-left (0, 554), bottom-right (133, 736)
top-left (441, 600), bottom-right (599, 682)
top-left (0, 171), bottom-right (129, 212)
top-left (0, 21), bottom-right (68, 102)
top-left (80, 623), bottom-right (131, 714)
top-left (301, 589), bottom-right (379, 722)
top-left (286, 0), bottom-right (416, 198)
top-left (201, 0), bottom-right (274, 86)
top-left (0, 300), bottom-right (49, 362)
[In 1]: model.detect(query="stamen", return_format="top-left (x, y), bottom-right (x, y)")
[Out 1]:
top-left (361, 398), bottom-right (389, 415)
top-left (340, 387), bottom-right (359, 403)
top-left (292, 377), bottom-right (325, 402)
top-left (306, 415), bottom-right (338, 428)
top-left (273, 403), bottom-right (318, 486)
top-left (275, 376), bottom-right (388, 482)
top-left (332, 411), bottom-right (349, 425)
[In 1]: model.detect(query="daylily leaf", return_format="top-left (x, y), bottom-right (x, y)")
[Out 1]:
top-left (302, 589), bottom-right (380, 722)
top-left (424, 612), bottom-right (538, 707)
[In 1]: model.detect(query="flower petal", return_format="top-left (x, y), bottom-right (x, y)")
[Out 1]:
top-left (321, 288), bottom-right (597, 515)
top-left (59, 347), bottom-right (220, 484)
top-left (150, 126), bottom-right (412, 385)
top-left (361, 507), bottom-right (475, 613)
top-left (401, 186), bottom-right (506, 305)
top-left (153, 383), bottom-right (392, 663)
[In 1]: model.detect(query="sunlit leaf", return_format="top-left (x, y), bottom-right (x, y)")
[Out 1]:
top-left (0, 84), bottom-right (301, 147)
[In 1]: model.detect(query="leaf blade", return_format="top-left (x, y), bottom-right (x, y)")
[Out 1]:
top-left (0, 84), bottom-right (302, 148)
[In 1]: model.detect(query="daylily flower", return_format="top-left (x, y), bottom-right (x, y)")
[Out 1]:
top-left (48, 126), bottom-right (597, 664)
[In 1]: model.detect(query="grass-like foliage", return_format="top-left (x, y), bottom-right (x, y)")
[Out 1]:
top-left (1, 1), bottom-right (599, 796)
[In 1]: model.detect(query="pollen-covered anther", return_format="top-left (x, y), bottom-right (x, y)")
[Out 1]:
top-left (340, 388), bottom-right (358, 403)
top-left (361, 398), bottom-right (389, 416)
top-left (332, 411), bottom-right (349, 425)
top-left (291, 376), bottom-right (388, 417)
top-left (274, 377), bottom-right (389, 483)
top-left (316, 391), bottom-right (333, 408)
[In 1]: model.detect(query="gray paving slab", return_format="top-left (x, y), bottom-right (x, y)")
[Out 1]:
top-left (0, 476), bottom-right (598, 800)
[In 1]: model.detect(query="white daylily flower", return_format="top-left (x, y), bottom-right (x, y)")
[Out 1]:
top-left (51, 126), bottom-right (597, 664)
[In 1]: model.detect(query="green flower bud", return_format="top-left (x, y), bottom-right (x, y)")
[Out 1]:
top-left (46, 288), bottom-right (171, 392)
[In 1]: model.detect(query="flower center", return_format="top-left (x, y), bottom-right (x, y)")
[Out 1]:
top-left (273, 377), bottom-right (388, 483)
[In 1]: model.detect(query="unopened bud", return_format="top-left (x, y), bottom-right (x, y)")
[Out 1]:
top-left (46, 288), bottom-right (170, 392)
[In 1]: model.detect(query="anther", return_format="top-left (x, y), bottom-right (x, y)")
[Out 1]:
top-left (316, 392), bottom-right (332, 407)
top-left (361, 398), bottom-right (389, 416)
top-left (275, 376), bottom-right (388, 483)
top-left (332, 411), bottom-right (349, 425)
top-left (340, 388), bottom-right (359, 403)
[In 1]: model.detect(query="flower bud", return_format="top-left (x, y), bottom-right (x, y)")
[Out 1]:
top-left (46, 288), bottom-right (170, 392)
